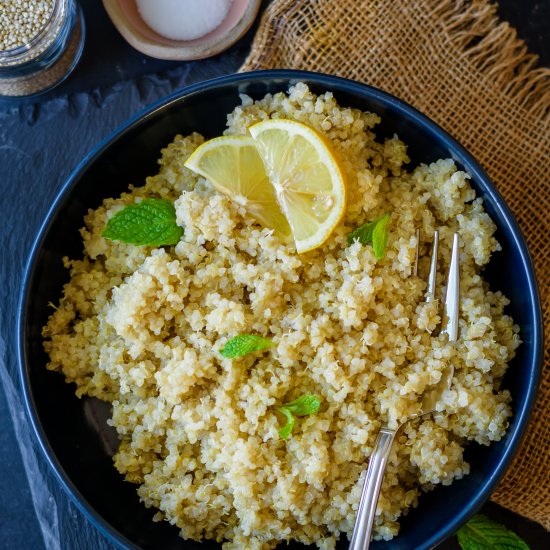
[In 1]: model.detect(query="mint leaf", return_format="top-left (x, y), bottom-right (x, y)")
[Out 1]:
top-left (348, 213), bottom-right (390, 259)
top-left (457, 515), bottom-right (530, 550)
top-left (282, 394), bottom-right (321, 416)
top-left (278, 394), bottom-right (321, 439)
top-left (372, 213), bottom-right (390, 259)
top-left (347, 217), bottom-right (379, 245)
top-left (103, 199), bottom-right (183, 246)
top-left (277, 407), bottom-right (295, 440)
top-left (219, 334), bottom-right (274, 359)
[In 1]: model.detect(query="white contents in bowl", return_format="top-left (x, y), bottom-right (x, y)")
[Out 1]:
top-left (136, 0), bottom-right (233, 41)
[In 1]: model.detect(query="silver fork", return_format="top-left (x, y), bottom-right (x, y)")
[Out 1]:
top-left (349, 231), bottom-right (460, 550)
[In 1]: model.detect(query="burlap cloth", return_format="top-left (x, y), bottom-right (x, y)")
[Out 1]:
top-left (240, 0), bottom-right (550, 530)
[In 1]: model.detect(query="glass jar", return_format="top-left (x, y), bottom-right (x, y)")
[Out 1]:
top-left (0, 0), bottom-right (85, 98)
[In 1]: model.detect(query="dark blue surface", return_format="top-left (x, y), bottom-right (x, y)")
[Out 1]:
top-left (1, 1), bottom-right (549, 549)
top-left (16, 71), bottom-right (543, 550)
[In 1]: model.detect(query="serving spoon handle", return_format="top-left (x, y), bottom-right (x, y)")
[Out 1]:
top-left (349, 428), bottom-right (397, 550)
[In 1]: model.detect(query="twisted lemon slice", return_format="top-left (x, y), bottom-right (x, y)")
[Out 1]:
top-left (185, 120), bottom-right (346, 253)
top-left (249, 119), bottom-right (346, 253)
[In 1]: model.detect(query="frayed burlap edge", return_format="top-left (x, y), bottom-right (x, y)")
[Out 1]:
top-left (428, 0), bottom-right (550, 119)
top-left (241, 0), bottom-right (550, 530)
top-left (241, 0), bottom-right (550, 120)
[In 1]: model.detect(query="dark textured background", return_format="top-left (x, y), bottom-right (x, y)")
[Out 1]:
top-left (0, 1), bottom-right (548, 548)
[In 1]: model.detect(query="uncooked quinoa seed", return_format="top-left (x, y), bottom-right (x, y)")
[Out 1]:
top-left (0, 0), bottom-right (54, 50)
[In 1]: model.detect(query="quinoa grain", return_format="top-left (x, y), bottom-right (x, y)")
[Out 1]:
top-left (0, 0), bottom-right (53, 50)
top-left (43, 84), bottom-right (520, 548)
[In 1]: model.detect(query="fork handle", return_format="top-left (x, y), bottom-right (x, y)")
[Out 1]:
top-left (349, 427), bottom-right (397, 550)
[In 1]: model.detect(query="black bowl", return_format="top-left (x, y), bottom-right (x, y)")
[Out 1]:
top-left (17, 70), bottom-right (543, 550)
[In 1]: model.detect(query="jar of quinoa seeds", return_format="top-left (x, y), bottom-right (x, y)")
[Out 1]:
top-left (0, 0), bottom-right (85, 98)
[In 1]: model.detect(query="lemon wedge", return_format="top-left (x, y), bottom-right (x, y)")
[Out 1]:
top-left (249, 119), bottom-right (346, 253)
top-left (184, 135), bottom-right (292, 240)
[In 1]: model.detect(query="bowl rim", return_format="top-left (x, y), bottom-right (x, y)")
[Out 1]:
top-left (16, 68), bottom-right (544, 550)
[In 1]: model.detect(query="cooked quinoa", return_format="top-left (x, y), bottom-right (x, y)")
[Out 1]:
top-left (43, 83), bottom-right (520, 549)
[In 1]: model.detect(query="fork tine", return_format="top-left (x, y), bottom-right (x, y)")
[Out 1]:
top-left (413, 228), bottom-right (420, 277)
top-left (443, 233), bottom-right (460, 342)
top-left (425, 230), bottom-right (439, 302)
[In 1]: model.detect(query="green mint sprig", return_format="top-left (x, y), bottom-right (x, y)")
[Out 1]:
top-left (347, 213), bottom-right (390, 259)
top-left (278, 408), bottom-right (296, 440)
top-left (102, 199), bottom-right (183, 246)
top-left (219, 334), bottom-right (274, 359)
top-left (457, 514), bottom-right (530, 550)
top-left (278, 394), bottom-right (321, 439)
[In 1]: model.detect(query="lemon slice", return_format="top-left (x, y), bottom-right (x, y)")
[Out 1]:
top-left (249, 119), bottom-right (346, 253)
top-left (184, 135), bottom-right (292, 240)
